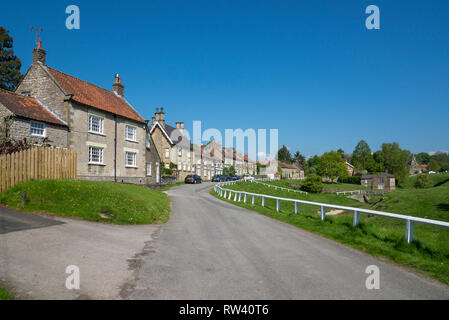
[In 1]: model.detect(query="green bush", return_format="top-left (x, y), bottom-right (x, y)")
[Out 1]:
top-left (301, 174), bottom-right (323, 193)
top-left (339, 176), bottom-right (361, 184)
top-left (414, 174), bottom-right (430, 189)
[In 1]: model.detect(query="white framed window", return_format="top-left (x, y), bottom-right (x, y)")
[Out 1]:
top-left (89, 146), bottom-right (103, 164)
top-left (178, 161), bottom-right (181, 170)
top-left (378, 184), bottom-right (384, 190)
top-left (30, 121), bottom-right (46, 137)
top-left (178, 148), bottom-right (182, 157)
top-left (146, 135), bottom-right (151, 149)
top-left (165, 148), bottom-right (170, 158)
top-left (126, 152), bottom-right (137, 167)
top-left (183, 162), bottom-right (186, 171)
top-left (126, 125), bottom-right (137, 141)
top-left (146, 162), bottom-right (152, 177)
top-left (88, 115), bottom-right (104, 134)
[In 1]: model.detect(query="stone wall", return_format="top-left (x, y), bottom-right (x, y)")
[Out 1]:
top-left (16, 63), bottom-right (69, 123)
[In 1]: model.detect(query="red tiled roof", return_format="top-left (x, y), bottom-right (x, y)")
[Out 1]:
top-left (279, 161), bottom-right (298, 169)
top-left (0, 89), bottom-right (66, 126)
top-left (46, 67), bottom-right (146, 124)
top-left (420, 164), bottom-right (428, 168)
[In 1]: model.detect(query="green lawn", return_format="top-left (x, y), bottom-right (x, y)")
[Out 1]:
top-left (0, 180), bottom-right (171, 225)
top-left (0, 286), bottom-right (13, 300)
top-left (261, 179), bottom-right (366, 192)
top-left (400, 173), bottom-right (449, 189)
top-left (212, 180), bottom-right (449, 284)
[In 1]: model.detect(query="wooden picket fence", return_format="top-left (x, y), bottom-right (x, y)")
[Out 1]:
top-left (0, 147), bottom-right (77, 192)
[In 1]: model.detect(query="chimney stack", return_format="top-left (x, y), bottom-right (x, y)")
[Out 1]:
top-left (154, 107), bottom-right (165, 127)
top-left (112, 74), bottom-right (124, 97)
top-left (33, 39), bottom-right (46, 65)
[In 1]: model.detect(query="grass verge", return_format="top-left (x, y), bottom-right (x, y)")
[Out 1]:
top-left (0, 179), bottom-right (170, 225)
top-left (211, 181), bottom-right (449, 285)
top-left (0, 286), bottom-right (13, 300)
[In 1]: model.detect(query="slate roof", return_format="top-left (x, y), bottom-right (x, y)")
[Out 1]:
top-left (0, 89), bottom-right (67, 126)
top-left (46, 67), bottom-right (146, 124)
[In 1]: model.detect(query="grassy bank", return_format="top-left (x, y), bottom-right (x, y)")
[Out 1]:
top-left (262, 179), bottom-right (366, 191)
top-left (212, 180), bottom-right (449, 284)
top-left (0, 286), bottom-right (13, 300)
top-left (0, 180), bottom-right (170, 225)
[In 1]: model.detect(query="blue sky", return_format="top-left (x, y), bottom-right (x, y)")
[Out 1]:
top-left (1, 0), bottom-right (448, 157)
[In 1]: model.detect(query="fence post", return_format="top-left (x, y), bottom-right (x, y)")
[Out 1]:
top-left (320, 206), bottom-right (326, 221)
top-left (295, 202), bottom-right (299, 215)
top-left (238, 193), bottom-right (242, 202)
top-left (353, 211), bottom-right (360, 227)
top-left (276, 199), bottom-right (280, 212)
top-left (228, 191), bottom-right (233, 200)
top-left (234, 192), bottom-right (238, 202)
top-left (244, 193), bottom-right (247, 203)
top-left (252, 195), bottom-right (255, 205)
top-left (405, 219), bottom-right (414, 244)
top-left (262, 197), bottom-right (265, 207)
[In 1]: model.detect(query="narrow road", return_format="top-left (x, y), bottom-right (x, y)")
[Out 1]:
top-left (127, 183), bottom-right (449, 300)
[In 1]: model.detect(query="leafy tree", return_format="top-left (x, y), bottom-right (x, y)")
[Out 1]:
top-left (307, 155), bottom-right (320, 169)
top-left (428, 159), bottom-right (441, 172)
top-left (0, 26), bottom-right (22, 91)
top-left (317, 151), bottom-right (348, 180)
top-left (377, 142), bottom-right (410, 184)
top-left (414, 174), bottom-right (430, 189)
top-left (416, 152), bottom-right (430, 165)
top-left (293, 151), bottom-right (305, 166)
top-left (337, 148), bottom-right (345, 159)
top-left (277, 145), bottom-right (292, 163)
top-left (223, 166), bottom-right (236, 176)
top-left (300, 174), bottom-right (323, 193)
top-left (352, 140), bottom-right (375, 172)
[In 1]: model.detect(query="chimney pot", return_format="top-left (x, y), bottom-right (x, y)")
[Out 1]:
top-left (33, 43), bottom-right (46, 65)
top-left (112, 74), bottom-right (124, 97)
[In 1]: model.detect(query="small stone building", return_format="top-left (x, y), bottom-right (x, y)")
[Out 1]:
top-left (279, 161), bottom-right (304, 179)
top-left (0, 89), bottom-right (68, 147)
top-left (361, 173), bottom-right (396, 191)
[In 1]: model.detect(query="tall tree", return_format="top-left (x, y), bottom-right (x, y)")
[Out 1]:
top-left (428, 159), bottom-right (441, 172)
top-left (317, 151), bottom-right (348, 180)
top-left (0, 27), bottom-right (22, 91)
top-left (277, 145), bottom-right (292, 163)
top-left (337, 148), bottom-right (345, 159)
top-left (416, 152), bottom-right (430, 165)
top-left (293, 151), bottom-right (306, 166)
top-left (378, 142), bottom-right (410, 184)
top-left (351, 140), bottom-right (375, 171)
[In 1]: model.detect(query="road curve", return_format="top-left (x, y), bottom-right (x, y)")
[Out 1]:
top-left (126, 182), bottom-right (449, 300)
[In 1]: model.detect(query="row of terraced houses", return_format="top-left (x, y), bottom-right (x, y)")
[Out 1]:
top-left (0, 42), bottom-right (257, 185)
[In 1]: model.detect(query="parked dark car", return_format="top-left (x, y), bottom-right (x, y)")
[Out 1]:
top-left (212, 175), bottom-right (225, 182)
top-left (185, 175), bottom-right (202, 184)
top-left (224, 175), bottom-right (232, 181)
top-left (231, 175), bottom-right (241, 181)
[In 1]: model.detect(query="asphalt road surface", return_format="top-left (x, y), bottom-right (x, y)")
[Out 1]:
top-left (1, 183), bottom-right (449, 299)
top-left (126, 182), bottom-right (449, 300)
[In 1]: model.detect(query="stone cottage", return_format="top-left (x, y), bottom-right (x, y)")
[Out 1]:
top-left (361, 173), bottom-right (396, 191)
top-left (0, 89), bottom-right (68, 147)
top-left (149, 107), bottom-right (195, 182)
top-left (15, 41), bottom-right (160, 185)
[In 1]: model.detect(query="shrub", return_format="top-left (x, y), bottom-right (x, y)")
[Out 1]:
top-left (339, 176), bottom-right (361, 185)
top-left (301, 174), bottom-right (323, 193)
top-left (414, 174), bottom-right (430, 189)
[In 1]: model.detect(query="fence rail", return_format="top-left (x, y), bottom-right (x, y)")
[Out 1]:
top-left (0, 147), bottom-right (77, 192)
top-left (251, 180), bottom-right (308, 194)
top-left (214, 180), bottom-right (449, 244)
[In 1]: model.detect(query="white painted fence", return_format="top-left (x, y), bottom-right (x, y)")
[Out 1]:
top-left (214, 180), bottom-right (449, 244)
